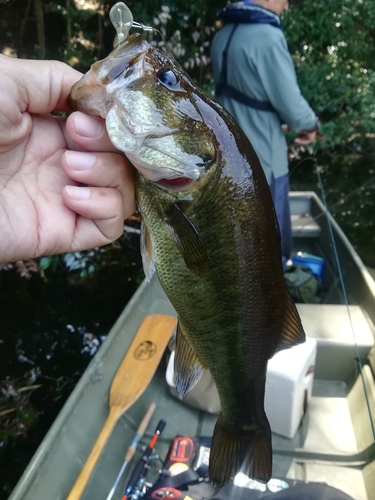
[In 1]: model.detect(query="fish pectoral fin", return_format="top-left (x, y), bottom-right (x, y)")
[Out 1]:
top-left (163, 204), bottom-right (212, 275)
top-left (174, 323), bottom-right (206, 399)
top-left (140, 221), bottom-right (155, 282)
top-left (277, 295), bottom-right (306, 352)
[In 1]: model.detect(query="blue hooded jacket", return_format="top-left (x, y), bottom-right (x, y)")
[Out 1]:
top-left (211, 1), bottom-right (317, 183)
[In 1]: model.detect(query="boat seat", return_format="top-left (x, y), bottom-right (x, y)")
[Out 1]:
top-left (296, 304), bottom-right (375, 380)
top-left (271, 368), bottom-right (375, 483)
top-left (291, 214), bottom-right (321, 238)
top-left (285, 461), bottom-right (369, 500)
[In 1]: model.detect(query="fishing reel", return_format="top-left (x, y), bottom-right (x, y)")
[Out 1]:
top-left (128, 453), bottom-right (162, 500)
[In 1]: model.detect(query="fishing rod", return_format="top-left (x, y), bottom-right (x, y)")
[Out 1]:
top-left (291, 172), bottom-right (375, 236)
top-left (286, 150), bottom-right (375, 236)
top-left (283, 141), bottom-right (375, 440)
top-left (105, 403), bottom-right (156, 500)
top-left (312, 156), bottom-right (375, 441)
top-left (67, 315), bottom-right (176, 500)
top-left (122, 419), bottom-right (166, 500)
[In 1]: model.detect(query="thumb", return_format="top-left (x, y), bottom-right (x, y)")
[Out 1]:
top-left (0, 54), bottom-right (82, 114)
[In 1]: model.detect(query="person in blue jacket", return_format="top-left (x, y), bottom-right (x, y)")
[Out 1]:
top-left (211, 0), bottom-right (319, 267)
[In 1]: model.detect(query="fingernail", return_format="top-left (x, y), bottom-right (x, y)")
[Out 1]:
top-left (73, 113), bottom-right (102, 138)
top-left (66, 186), bottom-right (91, 200)
top-left (65, 151), bottom-right (96, 170)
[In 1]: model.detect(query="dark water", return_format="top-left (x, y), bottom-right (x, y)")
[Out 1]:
top-left (0, 231), bottom-right (143, 499)
top-left (0, 152), bottom-right (374, 498)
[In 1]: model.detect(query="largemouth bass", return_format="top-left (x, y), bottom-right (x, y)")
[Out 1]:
top-left (69, 33), bottom-right (305, 486)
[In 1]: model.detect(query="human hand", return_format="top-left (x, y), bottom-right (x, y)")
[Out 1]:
top-left (294, 130), bottom-right (317, 145)
top-left (0, 55), bottom-right (135, 265)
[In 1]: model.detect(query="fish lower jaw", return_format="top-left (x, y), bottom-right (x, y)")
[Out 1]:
top-left (156, 177), bottom-right (195, 190)
top-left (135, 164), bottom-right (195, 190)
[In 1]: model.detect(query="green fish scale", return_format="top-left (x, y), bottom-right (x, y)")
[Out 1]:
top-left (136, 160), bottom-right (284, 428)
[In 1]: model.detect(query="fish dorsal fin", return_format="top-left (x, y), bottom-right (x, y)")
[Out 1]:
top-left (174, 322), bottom-right (206, 399)
top-left (276, 295), bottom-right (306, 352)
top-left (163, 204), bottom-right (212, 274)
top-left (140, 221), bottom-right (155, 282)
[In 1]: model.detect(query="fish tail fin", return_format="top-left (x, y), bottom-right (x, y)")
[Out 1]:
top-left (209, 414), bottom-right (272, 487)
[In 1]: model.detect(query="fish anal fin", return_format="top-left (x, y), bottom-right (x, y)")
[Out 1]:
top-left (174, 323), bottom-right (206, 399)
top-left (140, 221), bottom-right (155, 282)
top-left (163, 204), bottom-right (212, 274)
top-left (276, 295), bottom-right (306, 352)
top-left (209, 414), bottom-right (272, 487)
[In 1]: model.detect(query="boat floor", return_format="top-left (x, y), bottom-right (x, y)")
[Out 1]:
top-left (94, 369), bottom-right (369, 500)
top-left (9, 276), bottom-right (373, 500)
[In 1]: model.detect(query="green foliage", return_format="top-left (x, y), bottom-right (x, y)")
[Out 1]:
top-left (283, 0), bottom-right (375, 153)
top-left (0, 0), bottom-right (374, 260)
top-left (1, 0), bottom-right (375, 152)
top-left (128, 0), bottom-right (218, 86)
top-left (49, 1), bottom-right (102, 66)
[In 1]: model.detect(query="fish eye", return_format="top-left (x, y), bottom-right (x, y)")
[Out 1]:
top-left (157, 68), bottom-right (179, 88)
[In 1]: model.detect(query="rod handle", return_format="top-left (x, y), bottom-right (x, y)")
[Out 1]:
top-left (124, 402), bottom-right (156, 462)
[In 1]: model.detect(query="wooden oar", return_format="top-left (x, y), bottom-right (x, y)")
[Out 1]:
top-left (67, 314), bottom-right (177, 500)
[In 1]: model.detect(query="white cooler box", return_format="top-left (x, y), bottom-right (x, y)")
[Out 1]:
top-left (166, 336), bottom-right (317, 439)
top-left (265, 336), bottom-right (317, 438)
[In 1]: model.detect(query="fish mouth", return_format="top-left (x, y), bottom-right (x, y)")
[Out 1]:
top-left (134, 161), bottom-right (196, 190)
top-left (106, 104), bottom-right (200, 187)
top-left (155, 176), bottom-right (195, 190)
top-left (135, 134), bottom-right (210, 187)
top-left (132, 139), bottom-right (215, 191)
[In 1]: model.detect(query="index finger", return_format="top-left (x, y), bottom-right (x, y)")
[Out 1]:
top-left (65, 112), bottom-right (121, 153)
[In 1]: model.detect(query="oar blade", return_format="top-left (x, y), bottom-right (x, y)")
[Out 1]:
top-left (109, 314), bottom-right (177, 411)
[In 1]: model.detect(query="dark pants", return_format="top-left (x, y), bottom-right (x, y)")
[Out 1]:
top-left (269, 173), bottom-right (292, 268)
